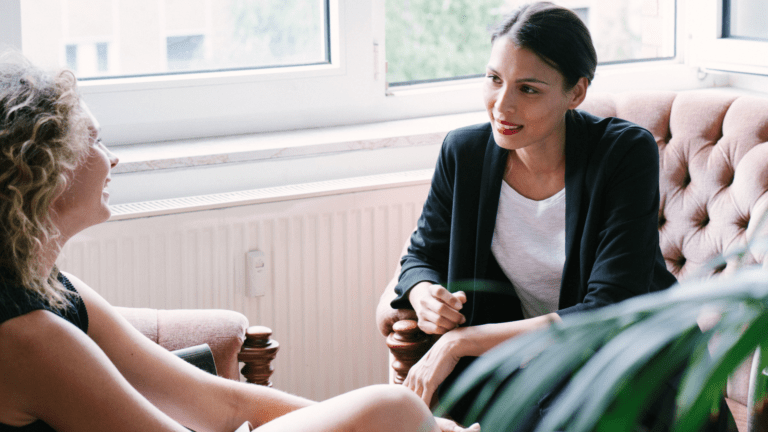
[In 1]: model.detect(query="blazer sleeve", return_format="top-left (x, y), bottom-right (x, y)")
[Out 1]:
top-left (390, 132), bottom-right (458, 310)
top-left (558, 125), bottom-right (666, 316)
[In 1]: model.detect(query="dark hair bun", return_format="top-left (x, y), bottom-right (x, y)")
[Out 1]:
top-left (491, 2), bottom-right (597, 89)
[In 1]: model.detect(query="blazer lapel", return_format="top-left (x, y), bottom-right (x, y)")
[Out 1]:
top-left (474, 133), bottom-right (508, 279)
top-left (561, 111), bottom-right (589, 307)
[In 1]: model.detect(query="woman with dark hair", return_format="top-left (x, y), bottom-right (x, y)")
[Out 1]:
top-left (0, 54), bottom-right (479, 432)
top-left (388, 1), bottom-right (678, 424)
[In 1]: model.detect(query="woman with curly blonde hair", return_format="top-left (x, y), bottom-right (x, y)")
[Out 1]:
top-left (0, 58), bottom-right (91, 309)
top-left (0, 54), bottom-right (479, 432)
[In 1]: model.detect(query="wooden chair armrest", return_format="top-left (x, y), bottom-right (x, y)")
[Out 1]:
top-left (386, 319), bottom-right (434, 384)
top-left (376, 235), bottom-right (417, 336)
top-left (238, 326), bottom-right (279, 386)
top-left (379, 233), bottom-right (434, 383)
top-left (375, 263), bottom-right (419, 333)
top-left (377, 275), bottom-right (432, 384)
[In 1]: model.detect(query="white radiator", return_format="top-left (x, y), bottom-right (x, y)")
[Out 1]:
top-left (58, 171), bottom-right (431, 401)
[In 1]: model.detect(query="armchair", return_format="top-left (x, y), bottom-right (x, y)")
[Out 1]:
top-left (116, 306), bottom-right (278, 385)
top-left (376, 90), bottom-right (768, 431)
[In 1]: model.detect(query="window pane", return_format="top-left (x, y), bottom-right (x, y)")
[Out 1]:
top-left (96, 42), bottom-right (109, 72)
top-left (20, 0), bottom-right (329, 79)
top-left (724, 0), bottom-right (768, 41)
top-left (386, 0), bottom-right (675, 85)
top-left (65, 44), bottom-right (77, 70)
top-left (167, 35), bottom-right (206, 71)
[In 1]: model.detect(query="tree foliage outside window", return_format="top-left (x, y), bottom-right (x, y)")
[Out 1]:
top-left (221, 0), bottom-right (328, 69)
top-left (386, 0), bottom-right (671, 85)
top-left (386, 0), bottom-right (505, 84)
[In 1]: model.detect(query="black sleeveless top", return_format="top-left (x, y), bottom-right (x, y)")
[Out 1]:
top-left (0, 272), bottom-right (89, 431)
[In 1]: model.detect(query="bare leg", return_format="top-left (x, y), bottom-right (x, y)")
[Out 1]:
top-left (253, 384), bottom-right (476, 432)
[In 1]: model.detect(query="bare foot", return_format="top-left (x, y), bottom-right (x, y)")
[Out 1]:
top-left (435, 417), bottom-right (480, 432)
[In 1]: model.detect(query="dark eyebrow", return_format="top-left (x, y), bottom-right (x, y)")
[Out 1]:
top-left (485, 66), bottom-right (551, 86)
top-left (516, 78), bottom-right (550, 85)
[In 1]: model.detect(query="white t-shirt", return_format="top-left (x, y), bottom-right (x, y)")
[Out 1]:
top-left (490, 180), bottom-right (566, 319)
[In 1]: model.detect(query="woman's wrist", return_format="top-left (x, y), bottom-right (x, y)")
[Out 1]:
top-left (451, 314), bottom-right (561, 358)
top-left (406, 281), bottom-right (432, 307)
top-left (445, 326), bottom-right (481, 358)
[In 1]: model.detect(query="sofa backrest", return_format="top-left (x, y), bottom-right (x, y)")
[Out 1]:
top-left (579, 90), bottom-right (768, 282)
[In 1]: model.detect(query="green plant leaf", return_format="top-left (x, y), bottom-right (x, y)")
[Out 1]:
top-left (594, 327), bottom-right (702, 432)
top-left (476, 325), bottom-right (613, 430)
top-left (675, 307), bottom-right (768, 431)
top-left (535, 306), bottom-right (702, 432)
top-left (436, 329), bottom-right (552, 419)
top-left (439, 266), bottom-right (768, 432)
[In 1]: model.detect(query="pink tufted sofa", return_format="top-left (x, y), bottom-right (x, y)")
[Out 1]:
top-left (579, 90), bottom-right (768, 279)
top-left (376, 89), bottom-right (768, 432)
top-left (579, 90), bottom-right (768, 431)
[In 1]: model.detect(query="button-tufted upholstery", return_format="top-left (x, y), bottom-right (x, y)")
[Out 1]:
top-left (579, 90), bottom-right (768, 430)
top-left (580, 91), bottom-right (768, 281)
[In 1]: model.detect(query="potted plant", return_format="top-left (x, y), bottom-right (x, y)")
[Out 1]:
top-left (436, 232), bottom-right (768, 432)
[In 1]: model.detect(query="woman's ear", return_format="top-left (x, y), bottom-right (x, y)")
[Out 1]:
top-left (567, 77), bottom-right (589, 109)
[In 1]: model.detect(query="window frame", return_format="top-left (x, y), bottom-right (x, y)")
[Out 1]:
top-left (1, 0), bottom-right (707, 148)
top-left (688, 0), bottom-right (768, 75)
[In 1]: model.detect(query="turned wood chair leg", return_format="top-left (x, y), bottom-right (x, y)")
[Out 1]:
top-left (238, 326), bottom-right (279, 386)
top-left (386, 320), bottom-right (433, 384)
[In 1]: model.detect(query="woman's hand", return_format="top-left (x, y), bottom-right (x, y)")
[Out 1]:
top-left (408, 282), bottom-right (467, 334)
top-left (404, 328), bottom-right (470, 407)
top-left (435, 417), bottom-right (481, 432)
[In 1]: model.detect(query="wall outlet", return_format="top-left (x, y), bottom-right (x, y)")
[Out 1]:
top-left (246, 250), bottom-right (267, 297)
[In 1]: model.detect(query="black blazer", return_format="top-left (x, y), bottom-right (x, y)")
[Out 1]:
top-left (391, 110), bottom-right (677, 326)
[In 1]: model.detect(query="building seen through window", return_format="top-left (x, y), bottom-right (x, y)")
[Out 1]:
top-left (167, 35), bottom-right (206, 71)
top-left (20, 0), bottom-right (329, 79)
top-left (65, 42), bottom-right (110, 76)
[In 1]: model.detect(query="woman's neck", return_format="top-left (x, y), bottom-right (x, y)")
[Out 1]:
top-left (40, 236), bottom-right (68, 278)
top-left (504, 119), bottom-right (567, 201)
top-left (510, 146), bottom-right (565, 176)
top-left (512, 118), bottom-right (567, 175)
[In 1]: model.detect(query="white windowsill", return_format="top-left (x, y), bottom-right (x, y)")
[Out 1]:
top-left (108, 111), bottom-right (488, 205)
top-left (110, 61), bottom-right (720, 178)
top-left (107, 76), bottom-right (764, 207)
top-left (111, 111), bottom-right (488, 175)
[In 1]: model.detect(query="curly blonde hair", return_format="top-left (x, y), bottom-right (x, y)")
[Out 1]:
top-left (0, 53), bottom-right (90, 307)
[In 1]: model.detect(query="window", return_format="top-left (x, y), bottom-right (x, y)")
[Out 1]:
top-left (689, 0), bottom-right (768, 75)
top-left (572, 8), bottom-right (590, 26)
top-left (722, 0), bottom-right (768, 40)
top-left (64, 42), bottom-right (111, 76)
top-left (1, 0), bottom-right (696, 148)
top-left (97, 42), bottom-right (109, 72)
top-left (19, 0), bottom-right (329, 79)
top-left (65, 44), bottom-right (77, 70)
top-left (167, 35), bottom-right (206, 71)
top-left (386, 0), bottom-right (676, 86)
